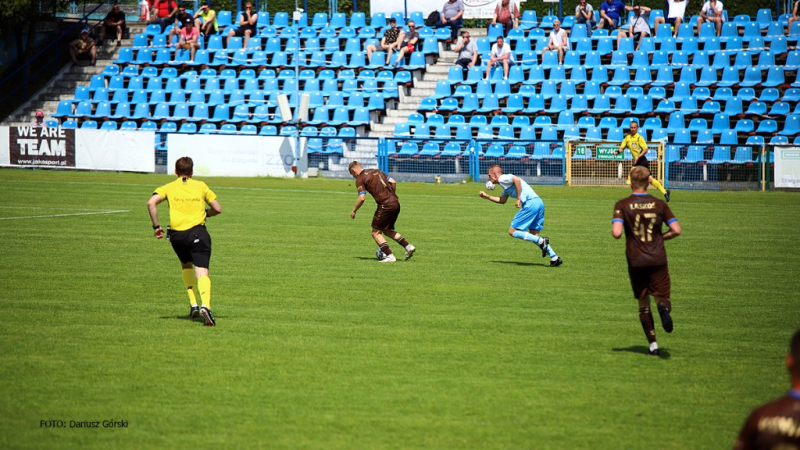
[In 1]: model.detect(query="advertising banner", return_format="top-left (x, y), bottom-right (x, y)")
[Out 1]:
top-left (1, 127), bottom-right (155, 172)
top-left (167, 134), bottom-right (298, 177)
top-left (774, 146), bottom-right (800, 188)
top-left (595, 146), bottom-right (624, 161)
top-left (7, 126), bottom-right (76, 167)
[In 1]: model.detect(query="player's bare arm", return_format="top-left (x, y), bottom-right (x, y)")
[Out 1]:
top-left (147, 194), bottom-right (165, 238)
top-left (206, 200), bottom-right (222, 217)
top-left (351, 194), bottom-right (366, 219)
top-left (611, 221), bottom-right (623, 239)
top-left (662, 220), bottom-right (682, 240)
top-left (512, 176), bottom-right (523, 208)
top-left (479, 191), bottom-right (509, 204)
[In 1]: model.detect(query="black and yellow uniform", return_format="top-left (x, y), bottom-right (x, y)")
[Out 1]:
top-left (620, 132), bottom-right (649, 169)
top-left (619, 132), bottom-right (668, 197)
top-left (154, 176), bottom-right (217, 267)
top-left (152, 175), bottom-right (218, 318)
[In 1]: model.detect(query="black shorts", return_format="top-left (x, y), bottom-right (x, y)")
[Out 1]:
top-left (665, 17), bottom-right (679, 25)
top-left (76, 51), bottom-right (93, 61)
top-left (232, 25), bottom-right (257, 37)
top-left (169, 225), bottom-right (212, 268)
top-left (372, 201), bottom-right (400, 232)
top-left (628, 264), bottom-right (671, 300)
top-left (633, 155), bottom-right (649, 171)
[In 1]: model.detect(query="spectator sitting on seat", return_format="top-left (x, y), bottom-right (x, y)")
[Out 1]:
top-left (696, 0), bottom-right (724, 36)
top-left (393, 20), bottom-right (419, 67)
top-left (485, 35), bottom-right (515, 79)
top-left (150, 0), bottom-right (178, 33)
top-left (453, 30), bottom-right (478, 70)
top-left (598, 0), bottom-right (626, 30)
top-left (30, 110), bottom-right (44, 128)
top-left (174, 19), bottom-right (200, 62)
top-left (227, 1), bottom-right (258, 50)
top-left (99, 4), bottom-right (126, 47)
top-left (575, 0), bottom-right (597, 37)
top-left (435, 0), bottom-right (465, 42)
top-left (70, 29), bottom-right (96, 66)
top-left (654, 0), bottom-right (687, 38)
top-left (489, 0), bottom-right (520, 38)
top-left (542, 19), bottom-right (569, 65)
top-left (366, 18), bottom-right (402, 66)
top-left (789, 0), bottom-right (800, 35)
top-left (194, 2), bottom-right (218, 37)
top-left (168, 4), bottom-right (194, 46)
top-left (617, 5), bottom-right (651, 50)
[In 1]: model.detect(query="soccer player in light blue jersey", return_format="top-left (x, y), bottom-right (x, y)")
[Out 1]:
top-left (479, 165), bottom-right (563, 267)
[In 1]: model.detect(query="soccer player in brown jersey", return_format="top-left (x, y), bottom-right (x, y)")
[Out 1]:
top-left (734, 329), bottom-right (800, 450)
top-left (349, 161), bottom-right (416, 263)
top-left (612, 166), bottom-right (681, 356)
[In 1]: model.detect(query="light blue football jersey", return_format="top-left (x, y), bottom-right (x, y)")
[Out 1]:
top-left (498, 174), bottom-right (539, 203)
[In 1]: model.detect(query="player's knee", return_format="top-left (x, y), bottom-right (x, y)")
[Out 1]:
top-left (508, 228), bottom-right (516, 236)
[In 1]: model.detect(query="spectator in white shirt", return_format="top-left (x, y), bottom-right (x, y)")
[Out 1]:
top-left (484, 36), bottom-right (515, 79)
top-left (542, 20), bottom-right (568, 65)
top-left (653, 0), bottom-right (687, 38)
top-left (697, 0), bottom-right (724, 36)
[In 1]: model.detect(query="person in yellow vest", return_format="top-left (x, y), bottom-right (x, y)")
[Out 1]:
top-left (148, 156), bottom-right (222, 326)
top-left (614, 121), bottom-right (671, 202)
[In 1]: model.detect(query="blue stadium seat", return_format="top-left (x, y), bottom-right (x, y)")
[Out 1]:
top-left (779, 115), bottom-right (800, 136)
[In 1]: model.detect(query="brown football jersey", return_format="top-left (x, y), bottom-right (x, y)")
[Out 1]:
top-left (613, 193), bottom-right (677, 267)
top-left (734, 392), bottom-right (800, 450)
top-left (355, 169), bottom-right (397, 205)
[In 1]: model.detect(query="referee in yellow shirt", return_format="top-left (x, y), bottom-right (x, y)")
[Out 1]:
top-left (148, 157), bottom-right (222, 326)
top-left (614, 121), bottom-right (671, 202)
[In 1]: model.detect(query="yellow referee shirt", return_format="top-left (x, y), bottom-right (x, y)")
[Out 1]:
top-left (154, 177), bottom-right (217, 231)
top-left (620, 132), bottom-right (648, 160)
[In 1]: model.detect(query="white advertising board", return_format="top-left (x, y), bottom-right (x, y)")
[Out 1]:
top-left (774, 145), bottom-right (800, 188)
top-left (1, 126), bottom-right (155, 172)
top-left (166, 134), bottom-right (299, 177)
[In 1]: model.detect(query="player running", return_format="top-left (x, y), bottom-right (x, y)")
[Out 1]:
top-left (614, 121), bottom-right (671, 202)
top-left (612, 166), bottom-right (681, 355)
top-left (479, 165), bottom-right (562, 267)
top-left (349, 161), bottom-right (416, 263)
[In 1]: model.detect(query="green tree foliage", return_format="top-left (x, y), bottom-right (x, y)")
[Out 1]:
top-left (244, 0), bottom-right (778, 21)
top-left (0, 0), bottom-right (50, 65)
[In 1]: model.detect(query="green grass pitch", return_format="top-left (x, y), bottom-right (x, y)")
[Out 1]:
top-left (0, 168), bottom-right (798, 449)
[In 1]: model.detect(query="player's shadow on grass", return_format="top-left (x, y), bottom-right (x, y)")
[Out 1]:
top-left (354, 256), bottom-right (377, 261)
top-left (159, 315), bottom-right (203, 322)
top-left (612, 346), bottom-right (672, 359)
top-left (492, 260), bottom-right (544, 267)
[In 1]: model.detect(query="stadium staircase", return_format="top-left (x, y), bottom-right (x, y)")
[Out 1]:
top-left (368, 27), bottom-right (486, 139)
top-left (1, 24), bottom-right (145, 127)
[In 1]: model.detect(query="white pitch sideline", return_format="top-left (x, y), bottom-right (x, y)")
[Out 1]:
top-left (0, 210), bottom-right (129, 220)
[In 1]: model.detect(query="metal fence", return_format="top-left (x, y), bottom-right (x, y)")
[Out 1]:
top-left (147, 133), bottom-right (775, 190)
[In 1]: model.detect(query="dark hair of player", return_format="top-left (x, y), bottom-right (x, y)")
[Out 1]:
top-left (791, 329), bottom-right (800, 361)
top-left (175, 156), bottom-right (194, 176)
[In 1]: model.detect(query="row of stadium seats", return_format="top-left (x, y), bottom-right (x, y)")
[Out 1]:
top-left (85, 74), bottom-right (403, 95)
top-left (400, 113), bottom-right (798, 133)
top-left (116, 47), bottom-right (431, 70)
top-left (196, 8), bottom-right (795, 34)
top-left (395, 121), bottom-right (798, 142)
top-left (68, 88), bottom-right (390, 109)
